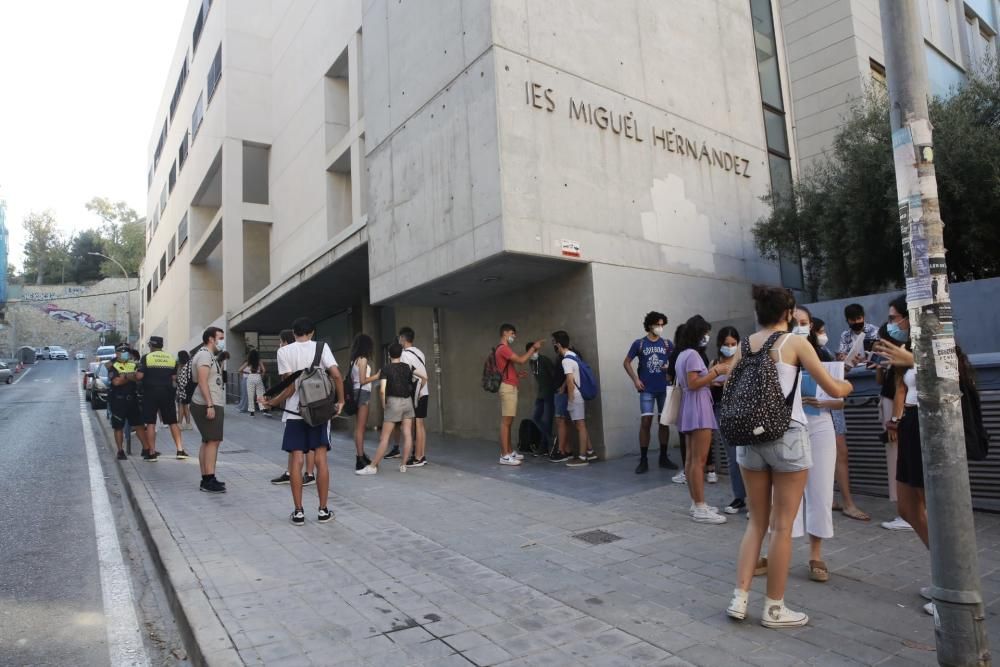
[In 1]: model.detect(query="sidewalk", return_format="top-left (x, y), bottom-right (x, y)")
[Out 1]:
top-left (103, 411), bottom-right (1000, 666)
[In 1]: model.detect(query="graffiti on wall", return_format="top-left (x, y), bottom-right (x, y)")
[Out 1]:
top-left (42, 304), bottom-right (112, 332)
top-left (24, 287), bottom-right (87, 301)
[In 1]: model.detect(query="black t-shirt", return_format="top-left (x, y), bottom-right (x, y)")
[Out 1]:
top-left (138, 350), bottom-right (177, 390)
top-left (383, 362), bottom-right (414, 398)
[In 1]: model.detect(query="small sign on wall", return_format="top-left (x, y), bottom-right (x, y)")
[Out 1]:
top-left (560, 240), bottom-right (581, 258)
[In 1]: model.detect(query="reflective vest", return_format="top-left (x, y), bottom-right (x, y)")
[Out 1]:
top-left (144, 350), bottom-right (176, 368)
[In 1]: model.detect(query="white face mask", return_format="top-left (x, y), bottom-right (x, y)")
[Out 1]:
top-left (530, 353), bottom-right (539, 361)
top-left (699, 334), bottom-right (710, 348)
top-left (817, 334), bottom-right (829, 347)
top-left (215, 338), bottom-right (226, 352)
top-left (507, 336), bottom-right (516, 345)
top-left (720, 345), bottom-right (737, 358)
top-left (651, 326), bottom-right (664, 337)
top-left (792, 325), bottom-right (811, 337)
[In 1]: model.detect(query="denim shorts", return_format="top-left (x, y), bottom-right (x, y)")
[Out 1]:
top-left (736, 423), bottom-right (812, 472)
top-left (554, 393), bottom-right (569, 418)
top-left (639, 391), bottom-right (666, 417)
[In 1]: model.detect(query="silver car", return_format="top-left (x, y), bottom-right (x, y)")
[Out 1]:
top-left (0, 362), bottom-right (13, 385)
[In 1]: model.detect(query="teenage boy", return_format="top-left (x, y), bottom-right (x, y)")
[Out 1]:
top-left (553, 330), bottom-right (591, 468)
top-left (107, 345), bottom-right (150, 460)
top-left (263, 317), bottom-right (344, 525)
top-left (496, 324), bottom-right (543, 466)
top-left (399, 327), bottom-right (430, 467)
top-left (837, 303), bottom-right (879, 368)
top-left (136, 336), bottom-right (189, 460)
top-left (356, 343), bottom-right (427, 476)
top-left (834, 303), bottom-right (874, 521)
top-left (623, 311), bottom-right (679, 473)
top-left (190, 327), bottom-right (227, 493)
top-left (270, 329), bottom-right (318, 487)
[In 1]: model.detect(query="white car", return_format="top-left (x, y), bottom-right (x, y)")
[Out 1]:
top-left (48, 347), bottom-right (69, 360)
top-left (75, 352), bottom-right (86, 360)
top-left (95, 345), bottom-right (117, 363)
top-left (0, 362), bottom-right (12, 384)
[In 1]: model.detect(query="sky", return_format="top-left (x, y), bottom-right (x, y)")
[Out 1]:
top-left (0, 1), bottom-right (188, 271)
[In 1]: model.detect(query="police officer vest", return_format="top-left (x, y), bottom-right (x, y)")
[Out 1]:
top-left (144, 350), bottom-right (176, 368)
top-left (113, 361), bottom-right (137, 373)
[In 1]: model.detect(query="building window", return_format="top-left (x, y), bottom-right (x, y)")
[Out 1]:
top-left (207, 45), bottom-right (222, 102)
top-left (152, 209), bottom-right (159, 232)
top-left (153, 119), bottom-right (167, 168)
top-left (178, 213), bottom-right (189, 248)
top-left (191, 92), bottom-right (204, 140)
top-left (169, 59), bottom-right (188, 120)
top-left (168, 235), bottom-right (177, 265)
top-left (193, 0), bottom-right (212, 53)
top-left (178, 134), bottom-right (189, 170)
top-left (870, 59), bottom-right (887, 89)
top-left (153, 272), bottom-right (159, 293)
top-left (146, 281), bottom-right (152, 302)
top-left (168, 162), bottom-right (177, 194)
top-left (147, 165), bottom-right (154, 190)
top-left (159, 254), bottom-right (167, 280)
top-left (160, 185), bottom-right (167, 215)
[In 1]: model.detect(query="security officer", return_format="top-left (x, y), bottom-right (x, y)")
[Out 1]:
top-left (136, 336), bottom-right (189, 460)
top-left (107, 344), bottom-right (150, 460)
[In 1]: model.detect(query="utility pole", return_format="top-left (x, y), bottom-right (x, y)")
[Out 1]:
top-left (879, 2), bottom-right (990, 665)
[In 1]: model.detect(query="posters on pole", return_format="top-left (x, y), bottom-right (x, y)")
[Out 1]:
top-left (932, 336), bottom-right (959, 381)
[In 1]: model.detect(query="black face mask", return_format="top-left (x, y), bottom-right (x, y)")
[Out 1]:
top-left (553, 346), bottom-right (560, 356)
top-left (849, 322), bottom-right (865, 333)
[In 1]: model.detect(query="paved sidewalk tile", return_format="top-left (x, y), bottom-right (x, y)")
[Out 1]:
top-left (125, 414), bottom-right (1000, 666)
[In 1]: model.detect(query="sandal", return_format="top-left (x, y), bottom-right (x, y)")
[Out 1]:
top-left (831, 502), bottom-right (843, 512)
top-left (753, 557), bottom-right (768, 577)
top-left (841, 506), bottom-right (871, 522)
top-left (809, 560), bottom-right (829, 582)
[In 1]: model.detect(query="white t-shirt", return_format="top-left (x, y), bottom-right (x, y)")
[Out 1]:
top-left (401, 346), bottom-right (429, 398)
top-left (351, 358), bottom-right (373, 392)
top-left (561, 353), bottom-right (583, 404)
top-left (277, 340), bottom-right (338, 422)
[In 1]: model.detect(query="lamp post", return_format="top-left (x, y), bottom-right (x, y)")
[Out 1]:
top-left (88, 252), bottom-right (135, 344)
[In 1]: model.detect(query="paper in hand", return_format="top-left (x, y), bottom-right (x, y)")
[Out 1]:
top-left (815, 362), bottom-right (845, 402)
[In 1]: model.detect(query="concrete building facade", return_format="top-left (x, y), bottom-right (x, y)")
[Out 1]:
top-left (141, 0), bottom-right (799, 457)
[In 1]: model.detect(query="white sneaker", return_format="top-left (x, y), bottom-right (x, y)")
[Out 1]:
top-left (727, 590), bottom-right (749, 620)
top-left (691, 506), bottom-right (726, 524)
top-left (707, 472), bottom-right (718, 484)
top-left (511, 452), bottom-right (525, 461)
top-left (399, 464), bottom-right (407, 473)
top-left (499, 455), bottom-right (522, 466)
top-left (881, 517), bottom-right (914, 531)
top-left (355, 465), bottom-right (377, 476)
top-left (672, 472), bottom-right (687, 484)
top-left (924, 602), bottom-right (936, 616)
top-left (689, 503), bottom-right (719, 515)
top-left (761, 601), bottom-right (809, 629)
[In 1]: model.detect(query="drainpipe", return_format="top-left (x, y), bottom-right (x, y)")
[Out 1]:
top-left (432, 307), bottom-right (444, 434)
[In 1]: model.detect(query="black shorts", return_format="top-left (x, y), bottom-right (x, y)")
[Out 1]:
top-left (110, 396), bottom-right (143, 432)
top-left (414, 395), bottom-right (429, 419)
top-left (142, 387), bottom-right (178, 425)
top-left (896, 406), bottom-right (924, 488)
top-left (281, 419), bottom-right (330, 453)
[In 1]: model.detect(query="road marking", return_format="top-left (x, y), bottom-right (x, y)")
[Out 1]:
top-left (10, 367), bottom-right (32, 385)
top-left (77, 382), bottom-right (150, 666)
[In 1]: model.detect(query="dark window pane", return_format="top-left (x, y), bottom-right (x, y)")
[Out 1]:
top-left (764, 108), bottom-right (789, 155)
top-left (768, 154), bottom-right (793, 204)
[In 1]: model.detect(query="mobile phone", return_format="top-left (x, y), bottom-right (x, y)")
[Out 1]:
top-left (863, 339), bottom-right (875, 352)
top-left (867, 351), bottom-right (887, 367)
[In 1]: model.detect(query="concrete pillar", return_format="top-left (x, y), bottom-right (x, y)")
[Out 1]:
top-left (221, 137), bottom-right (245, 317)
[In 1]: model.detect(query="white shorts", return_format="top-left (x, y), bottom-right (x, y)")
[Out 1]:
top-left (567, 397), bottom-right (585, 422)
top-left (793, 412), bottom-right (837, 539)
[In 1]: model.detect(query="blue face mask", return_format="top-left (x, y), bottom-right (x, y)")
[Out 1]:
top-left (120, 352), bottom-right (130, 361)
top-left (887, 322), bottom-right (908, 342)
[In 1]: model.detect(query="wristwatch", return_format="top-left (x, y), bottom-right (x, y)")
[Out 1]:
top-left (890, 416), bottom-right (901, 424)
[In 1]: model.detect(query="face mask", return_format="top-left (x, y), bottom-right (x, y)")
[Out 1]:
top-left (651, 326), bottom-right (664, 337)
top-left (507, 336), bottom-right (516, 345)
top-left (119, 352), bottom-right (129, 361)
top-left (887, 322), bottom-right (908, 342)
top-left (699, 334), bottom-right (710, 348)
top-left (849, 322), bottom-right (865, 333)
top-left (215, 338), bottom-right (226, 352)
top-left (817, 334), bottom-right (829, 347)
top-left (530, 353), bottom-right (539, 361)
top-left (720, 345), bottom-right (737, 358)
top-left (792, 325), bottom-right (811, 337)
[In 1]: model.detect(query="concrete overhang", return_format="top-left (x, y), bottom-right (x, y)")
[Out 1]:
top-left (189, 211), bottom-right (223, 265)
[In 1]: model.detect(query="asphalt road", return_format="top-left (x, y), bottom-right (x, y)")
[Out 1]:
top-left (0, 359), bottom-right (187, 666)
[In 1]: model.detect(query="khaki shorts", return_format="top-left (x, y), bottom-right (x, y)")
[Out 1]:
top-left (499, 383), bottom-right (518, 417)
top-left (384, 396), bottom-right (415, 423)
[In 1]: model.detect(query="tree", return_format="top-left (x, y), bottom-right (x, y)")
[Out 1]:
top-left (85, 197), bottom-right (145, 277)
top-left (68, 230), bottom-right (106, 283)
top-left (6, 263), bottom-right (20, 285)
top-left (22, 211), bottom-right (64, 285)
top-left (753, 60), bottom-right (1000, 299)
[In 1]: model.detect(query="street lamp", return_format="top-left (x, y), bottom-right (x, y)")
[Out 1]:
top-left (88, 252), bottom-right (135, 344)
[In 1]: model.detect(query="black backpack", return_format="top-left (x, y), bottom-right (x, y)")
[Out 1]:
top-left (962, 378), bottom-right (990, 461)
top-left (482, 347), bottom-right (507, 393)
top-left (342, 357), bottom-right (362, 417)
top-left (719, 332), bottom-right (800, 446)
top-left (517, 418), bottom-right (545, 456)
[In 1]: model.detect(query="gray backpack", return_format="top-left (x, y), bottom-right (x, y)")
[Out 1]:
top-left (294, 343), bottom-right (337, 426)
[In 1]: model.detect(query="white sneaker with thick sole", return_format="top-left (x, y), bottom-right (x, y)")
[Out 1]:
top-left (691, 506), bottom-right (726, 524)
top-left (761, 602), bottom-right (809, 629)
top-left (689, 504), bottom-right (719, 515)
top-left (355, 465), bottom-right (377, 476)
top-left (924, 602), bottom-right (936, 616)
top-left (727, 591), bottom-right (749, 620)
top-left (881, 516), bottom-right (914, 531)
top-left (499, 455), bottom-right (522, 466)
top-left (672, 472), bottom-right (687, 484)
top-left (707, 472), bottom-right (718, 484)
top-left (511, 452), bottom-right (525, 461)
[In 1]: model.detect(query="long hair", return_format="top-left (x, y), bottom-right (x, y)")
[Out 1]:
top-left (350, 333), bottom-right (374, 362)
top-left (716, 326), bottom-right (740, 353)
top-left (677, 315), bottom-right (711, 352)
top-left (177, 350), bottom-right (190, 364)
top-left (247, 349), bottom-right (260, 371)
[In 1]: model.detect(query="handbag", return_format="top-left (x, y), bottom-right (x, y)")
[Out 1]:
top-left (660, 385), bottom-right (682, 426)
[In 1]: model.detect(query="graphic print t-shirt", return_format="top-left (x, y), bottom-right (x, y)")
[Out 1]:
top-left (627, 337), bottom-right (673, 394)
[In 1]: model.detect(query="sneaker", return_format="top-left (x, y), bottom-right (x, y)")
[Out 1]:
top-left (691, 506), bottom-right (726, 524)
top-left (511, 452), bottom-right (525, 461)
top-left (176, 450), bottom-right (190, 460)
top-left (566, 457), bottom-right (589, 467)
top-left (409, 457), bottom-right (427, 468)
top-left (290, 508), bottom-right (305, 526)
top-left (143, 451), bottom-right (158, 462)
top-left (200, 478), bottom-right (226, 493)
top-left (355, 465), bottom-right (377, 476)
top-left (920, 586), bottom-right (933, 601)
top-left (499, 455), bottom-right (522, 466)
top-left (271, 472), bottom-right (291, 485)
top-left (116, 450), bottom-right (127, 461)
top-left (385, 447), bottom-right (401, 459)
top-left (689, 503), bottom-right (719, 515)
top-left (302, 474), bottom-right (316, 486)
top-left (355, 456), bottom-right (367, 472)
top-left (724, 498), bottom-right (746, 514)
top-left (761, 602), bottom-right (809, 629)
top-left (249, 412), bottom-right (256, 417)
top-left (635, 458), bottom-right (649, 474)
top-left (550, 451), bottom-right (572, 463)
top-left (707, 472), bottom-right (719, 484)
top-left (399, 464), bottom-right (407, 473)
top-left (586, 450), bottom-right (598, 461)
top-left (317, 507), bottom-right (334, 523)
top-left (672, 472), bottom-right (687, 485)
top-left (363, 454), bottom-right (371, 466)
top-left (881, 516), bottom-right (914, 531)
top-left (923, 602), bottom-right (936, 616)
top-left (727, 590), bottom-right (749, 621)
top-left (659, 455), bottom-right (679, 470)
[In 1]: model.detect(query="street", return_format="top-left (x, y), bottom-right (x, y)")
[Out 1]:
top-left (0, 359), bottom-right (187, 666)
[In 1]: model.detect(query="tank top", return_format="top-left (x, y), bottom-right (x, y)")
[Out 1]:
top-left (773, 334), bottom-right (808, 425)
top-left (351, 358), bottom-right (372, 392)
top-left (904, 368), bottom-right (918, 406)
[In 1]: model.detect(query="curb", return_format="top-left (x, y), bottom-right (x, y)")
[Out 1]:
top-left (93, 414), bottom-right (243, 667)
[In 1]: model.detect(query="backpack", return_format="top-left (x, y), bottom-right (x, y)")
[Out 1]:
top-left (482, 346), bottom-right (507, 393)
top-left (572, 354), bottom-right (599, 401)
top-left (294, 343), bottom-right (338, 427)
top-left (342, 357), bottom-right (362, 417)
top-left (183, 359), bottom-right (198, 398)
top-left (719, 332), bottom-right (800, 445)
top-left (962, 378), bottom-right (990, 461)
top-left (517, 418), bottom-right (545, 456)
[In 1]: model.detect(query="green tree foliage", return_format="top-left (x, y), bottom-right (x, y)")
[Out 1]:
top-left (22, 211), bottom-right (65, 285)
top-left (68, 230), bottom-right (106, 283)
top-left (85, 197), bottom-right (145, 278)
top-left (753, 60), bottom-right (1000, 299)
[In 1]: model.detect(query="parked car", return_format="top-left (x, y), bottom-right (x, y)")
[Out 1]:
top-left (75, 352), bottom-right (86, 360)
top-left (90, 363), bottom-right (110, 410)
top-left (95, 345), bottom-right (117, 363)
top-left (48, 346), bottom-right (69, 360)
top-left (35, 348), bottom-right (45, 360)
top-left (0, 362), bottom-right (12, 384)
top-left (83, 362), bottom-right (102, 396)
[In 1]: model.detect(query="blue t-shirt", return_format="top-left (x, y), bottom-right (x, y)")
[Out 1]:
top-left (627, 336), bottom-right (674, 394)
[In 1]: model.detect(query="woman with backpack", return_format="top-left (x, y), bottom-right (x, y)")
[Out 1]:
top-left (675, 315), bottom-right (730, 524)
top-left (349, 334), bottom-right (380, 471)
top-left (725, 286), bottom-right (853, 629)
